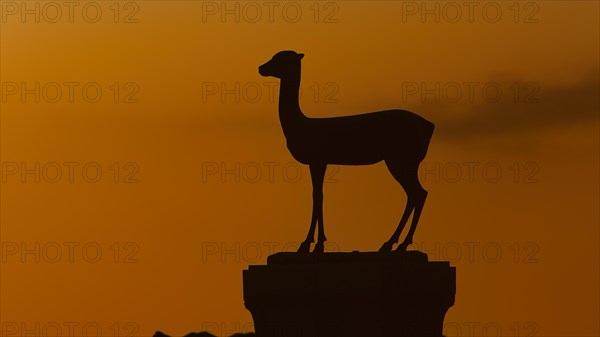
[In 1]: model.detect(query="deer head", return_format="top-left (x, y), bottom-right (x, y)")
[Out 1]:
top-left (259, 51), bottom-right (304, 79)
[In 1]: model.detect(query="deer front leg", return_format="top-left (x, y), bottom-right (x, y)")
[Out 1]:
top-left (297, 207), bottom-right (318, 253)
top-left (298, 164), bottom-right (327, 253)
top-left (311, 164), bottom-right (327, 253)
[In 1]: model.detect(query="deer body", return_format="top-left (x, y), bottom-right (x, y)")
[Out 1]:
top-left (260, 51), bottom-right (434, 253)
top-left (284, 110), bottom-right (434, 165)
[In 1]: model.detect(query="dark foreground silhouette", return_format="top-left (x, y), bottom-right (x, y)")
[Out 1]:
top-left (244, 251), bottom-right (455, 337)
top-left (154, 332), bottom-right (255, 337)
top-left (155, 251), bottom-right (455, 337)
top-left (259, 51), bottom-right (435, 253)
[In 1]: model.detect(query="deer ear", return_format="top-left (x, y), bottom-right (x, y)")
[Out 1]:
top-left (298, 53), bottom-right (304, 60)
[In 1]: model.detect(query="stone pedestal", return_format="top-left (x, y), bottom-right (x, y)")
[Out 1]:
top-left (243, 251), bottom-right (455, 337)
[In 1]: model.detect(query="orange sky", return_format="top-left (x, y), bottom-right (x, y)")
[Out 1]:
top-left (1, 1), bottom-right (599, 336)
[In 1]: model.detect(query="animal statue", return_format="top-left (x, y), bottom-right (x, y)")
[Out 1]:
top-left (259, 51), bottom-right (434, 253)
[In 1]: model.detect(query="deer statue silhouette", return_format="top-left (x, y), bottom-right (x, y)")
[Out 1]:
top-left (259, 51), bottom-right (435, 253)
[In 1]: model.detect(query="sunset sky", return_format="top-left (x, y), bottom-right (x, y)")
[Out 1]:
top-left (1, 1), bottom-right (598, 336)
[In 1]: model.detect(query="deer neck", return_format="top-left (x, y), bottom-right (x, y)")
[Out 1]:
top-left (278, 70), bottom-right (306, 138)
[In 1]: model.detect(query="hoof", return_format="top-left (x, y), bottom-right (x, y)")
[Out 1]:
top-left (394, 242), bottom-right (410, 252)
top-left (297, 241), bottom-right (311, 253)
top-left (379, 241), bottom-right (394, 253)
top-left (313, 242), bottom-right (325, 253)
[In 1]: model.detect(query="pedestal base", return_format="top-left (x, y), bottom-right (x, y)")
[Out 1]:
top-left (243, 251), bottom-right (455, 337)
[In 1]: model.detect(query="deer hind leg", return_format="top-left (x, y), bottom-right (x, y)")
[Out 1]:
top-left (395, 163), bottom-right (427, 252)
top-left (298, 163), bottom-right (327, 253)
top-left (379, 161), bottom-right (423, 252)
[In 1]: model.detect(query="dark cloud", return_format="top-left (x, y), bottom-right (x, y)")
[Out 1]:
top-left (427, 68), bottom-right (599, 141)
